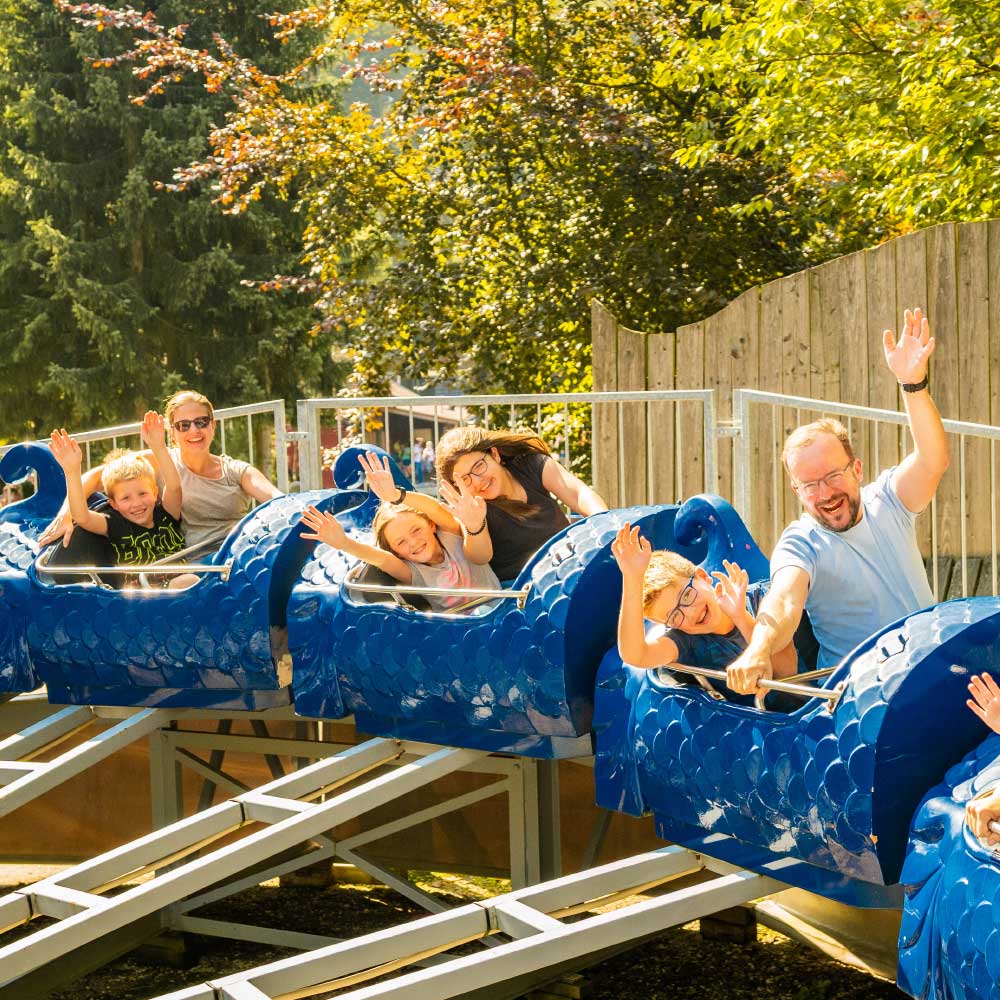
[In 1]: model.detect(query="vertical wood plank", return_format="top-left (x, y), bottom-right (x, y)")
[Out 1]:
top-left (729, 288), bottom-right (762, 543)
top-left (617, 325), bottom-right (647, 507)
top-left (894, 228), bottom-right (931, 558)
top-left (647, 332), bottom-right (676, 504)
top-left (758, 278), bottom-right (785, 555)
top-left (779, 271), bottom-right (812, 535)
top-left (865, 239), bottom-right (901, 482)
top-left (832, 251), bottom-right (871, 485)
top-left (926, 223), bottom-right (960, 560)
top-left (590, 299), bottom-right (619, 507)
top-left (957, 221), bottom-right (990, 558)
top-left (809, 260), bottom-right (841, 405)
top-left (674, 322), bottom-right (705, 499)
top-left (988, 221), bottom-right (1000, 589)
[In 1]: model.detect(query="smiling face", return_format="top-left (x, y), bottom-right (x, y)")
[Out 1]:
top-left (450, 448), bottom-right (507, 500)
top-left (381, 511), bottom-right (444, 565)
top-left (108, 475), bottom-right (159, 528)
top-left (169, 401), bottom-right (216, 455)
top-left (786, 433), bottom-right (863, 533)
top-left (646, 568), bottom-right (728, 635)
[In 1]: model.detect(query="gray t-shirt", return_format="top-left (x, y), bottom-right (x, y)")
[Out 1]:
top-left (408, 530), bottom-right (500, 612)
top-left (770, 467), bottom-right (933, 670)
top-left (167, 448), bottom-right (252, 547)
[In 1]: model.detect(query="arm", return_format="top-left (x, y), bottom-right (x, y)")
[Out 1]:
top-left (240, 465), bottom-right (282, 503)
top-left (540, 457), bottom-right (608, 516)
top-left (611, 523), bottom-right (681, 669)
top-left (358, 452), bottom-right (462, 533)
top-left (299, 505), bottom-right (412, 584)
top-left (726, 565), bottom-right (809, 695)
top-left (48, 431), bottom-right (108, 537)
top-left (438, 479), bottom-right (493, 565)
top-left (885, 307), bottom-right (949, 514)
top-left (141, 412), bottom-right (181, 520)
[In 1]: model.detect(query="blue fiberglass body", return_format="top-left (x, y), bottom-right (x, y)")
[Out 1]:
top-left (0, 445), bottom-right (66, 693)
top-left (16, 443), bottom-right (357, 709)
top-left (288, 447), bottom-right (709, 757)
top-left (898, 728), bottom-right (1000, 1000)
top-left (594, 494), bottom-right (1000, 910)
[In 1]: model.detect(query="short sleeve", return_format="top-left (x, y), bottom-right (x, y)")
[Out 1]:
top-left (221, 454), bottom-right (252, 488)
top-left (770, 524), bottom-right (818, 584)
top-left (873, 467), bottom-right (918, 523)
top-left (511, 450), bottom-right (550, 486)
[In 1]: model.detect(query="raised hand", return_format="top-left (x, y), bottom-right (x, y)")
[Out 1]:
top-left (883, 306), bottom-right (935, 385)
top-left (300, 505), bottom-right (348, 549)
top-left (140, 411), bottom-right (169, 453)
top-left (968, 672), bottom-right (1000, 735)
top-left (439, 478), bottom-right (486, 533)
top-left (358, 452), bottom-right (400, 502)
top-left (611, 523), bottom-right (652, 578)
top-left (712, 560), bottom-right (749, 623)
top-left (49, 429), bottom-right (83, 471)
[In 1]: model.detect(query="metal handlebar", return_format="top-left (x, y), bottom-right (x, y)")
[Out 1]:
top-left (345, 580), bottom-right (529, 602)
top-left (656, 663), bottom-right (844, 710)
top-left (41, 563), bottom-right (233, 581)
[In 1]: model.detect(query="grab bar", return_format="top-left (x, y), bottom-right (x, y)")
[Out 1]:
top-left (345, 580), bottom-right (531, 608)
top-left (41, 563), bottom-right (233, 582)
top-left (655, 663), bottom-right (844, 710)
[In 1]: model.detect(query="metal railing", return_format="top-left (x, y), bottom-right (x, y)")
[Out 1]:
top-left (1, 400), bottom-right (289, 493)
top-left (733, 389), bottom-right (1000, 600)
top-left (295, 390), bottom-right (718, 498)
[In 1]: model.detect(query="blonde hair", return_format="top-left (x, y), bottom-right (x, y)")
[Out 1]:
top-left (371, 502), bottom-right (435, 555)
top-left (436, 426), bottom-right (551, 518)
top-left (164, 390), bottom-right (214, 426)
top-left (102, 449), bottom-right (157, 496)
top-left (642, 550), bottom-right (698, 614)
top-left (781, 418), bottom-right (855, 471)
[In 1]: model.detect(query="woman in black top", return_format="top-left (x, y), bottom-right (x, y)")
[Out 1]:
top-left (436, 428), bottom-right (608, 581)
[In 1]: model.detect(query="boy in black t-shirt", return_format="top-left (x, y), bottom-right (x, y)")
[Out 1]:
top-left (49, 412), bottom-right (187, 586)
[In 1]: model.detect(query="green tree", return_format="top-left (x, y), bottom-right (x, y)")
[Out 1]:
top-left (670, 0), bottom-right (1000, 231)
top-left (59, 0), bottom-right (856, 400)
top-left (0, 0), bottom-right (339, 441)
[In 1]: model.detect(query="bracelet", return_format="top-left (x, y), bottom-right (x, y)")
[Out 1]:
top-left (390, 486), bottom-right (407, 506)
top-left (899, 373), bottom-right (929, 393)
top-left (466, 516), bottom-right (488, 536)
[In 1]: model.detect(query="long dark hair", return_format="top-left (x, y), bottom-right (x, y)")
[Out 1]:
top-left (436, 426), bottom-right (551, 519)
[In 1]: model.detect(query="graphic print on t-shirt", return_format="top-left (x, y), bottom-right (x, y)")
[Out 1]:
top-left (104, 506), bottom-right (186, 565)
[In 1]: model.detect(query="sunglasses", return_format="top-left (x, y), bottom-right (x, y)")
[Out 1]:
top-left (172, 416), bottom-right (213, 433)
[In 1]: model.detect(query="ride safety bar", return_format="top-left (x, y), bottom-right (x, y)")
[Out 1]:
top-left (658, 663), bottom-right (844, 710)
top-left (40, 563), bottom-right (233, 581)
top-left (345, 580), bottom-right (530, 603)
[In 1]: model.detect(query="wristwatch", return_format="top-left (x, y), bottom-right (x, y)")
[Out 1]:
top-left (900, 373), bottom-right (929, 393)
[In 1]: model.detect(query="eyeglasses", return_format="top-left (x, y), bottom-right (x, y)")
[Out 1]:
top-left (172, 416), bottom-right (213, 433)
top-left (665, 574), bottom-right (697, 629)
top-left (792, 460), bottom-right (855, 497)
top-left (456, 454), bottom-right (490, 488)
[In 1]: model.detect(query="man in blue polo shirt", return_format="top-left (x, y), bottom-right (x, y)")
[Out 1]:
top-left (727, 306), bottom-right (949, 695)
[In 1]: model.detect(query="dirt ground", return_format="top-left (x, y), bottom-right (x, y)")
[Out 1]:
top-left (0, 868), bottom-right (909, 1000)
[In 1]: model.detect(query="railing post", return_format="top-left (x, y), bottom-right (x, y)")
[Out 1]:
top-left (703, 390), bottom-right (719, 495)
top-left (295, 400), bottom-right (319, 492)
top-left (733, 389), bottom-right (752, 523)
top-left (273, 400), bottom-right (290, 494)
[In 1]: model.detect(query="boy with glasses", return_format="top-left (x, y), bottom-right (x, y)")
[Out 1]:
top-left (611, 523), bottom-right (798, 685)
top-left (728, 307), bottom-right (949, 696)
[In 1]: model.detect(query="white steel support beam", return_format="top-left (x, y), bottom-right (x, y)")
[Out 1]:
top-left (151, 847), bottom-right (787, 1000)
top-left (0, 708), bottom-right (167, 819)
top-left (0, 739), bottom-right (484, 989)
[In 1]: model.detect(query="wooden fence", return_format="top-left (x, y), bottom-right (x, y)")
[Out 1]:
top-left (592, 219), bottom-right (1000, 559)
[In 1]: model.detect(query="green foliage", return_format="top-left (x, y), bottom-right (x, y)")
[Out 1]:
top-left (0, 0), bottom-right (340, 441)
top-left (58, 0), bottom-right (853, 400)
top-left (672, 0), bottom-right (1000, 230)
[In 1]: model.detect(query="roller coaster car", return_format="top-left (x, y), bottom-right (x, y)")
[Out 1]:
top-left (288, 447), bottom-right (712, 757)
top-left (0, 445), bottom-right (65, 694)
top-left (12, 443), bottom-right (356, 710)
top-left (594, 493), bottom-right (1000, 917)
top-left (898, 729), bottom-right (1000, 999)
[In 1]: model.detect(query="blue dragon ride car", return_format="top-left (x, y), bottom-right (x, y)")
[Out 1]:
top-left (6, 438), bottom-right (1000, 998)
top-left (4, 442), bottom-right (356, 710)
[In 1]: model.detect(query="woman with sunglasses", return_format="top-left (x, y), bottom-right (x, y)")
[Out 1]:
top-left (435, 426), bottom-right (607, 582)
top-left (40, 390), bottom-right (281, 549)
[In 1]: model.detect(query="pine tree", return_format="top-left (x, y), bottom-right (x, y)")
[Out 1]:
top-left (0, 1), bottom-right (339, 440)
